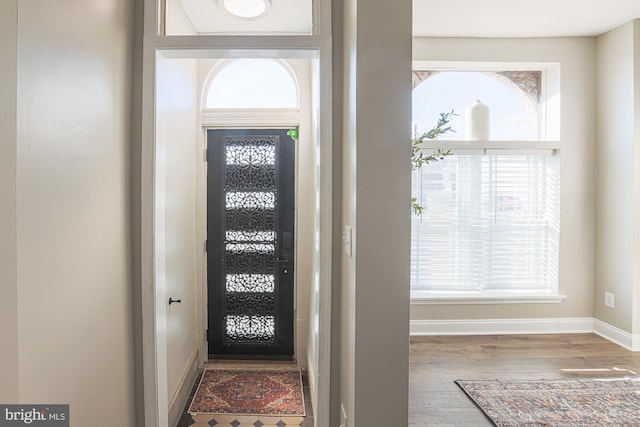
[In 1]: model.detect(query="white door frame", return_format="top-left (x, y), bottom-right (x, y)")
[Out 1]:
top-left (138, 4), bottom-right (333, 426)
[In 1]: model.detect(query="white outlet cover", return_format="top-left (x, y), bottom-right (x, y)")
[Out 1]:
top-left (604, 291), bottom-right (615, 308)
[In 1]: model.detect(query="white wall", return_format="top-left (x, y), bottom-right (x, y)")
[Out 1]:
top-left (341, 0), bottom-right (412, 425)
top-left (14, 1), bottom-right (136, 425)
top-left (0, 0), bottom-right (19, 403)
top-left (595, 21), bottom-right (640, 334)
top-left (411, 37), bottom-right (597, 322)
top-left (292, 59), bottom-right (315, 371)
top-left (306, 57), bottom-right (322, 412)
top-left (156, 55), bottom-right (200, 423)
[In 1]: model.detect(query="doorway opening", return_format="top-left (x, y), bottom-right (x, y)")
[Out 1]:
top-left (206, 128), bottom-right (296, 358)
top-left (199, 57), bottom-right (314, 364)
top-left (153, 51), bottom-right (330, 426)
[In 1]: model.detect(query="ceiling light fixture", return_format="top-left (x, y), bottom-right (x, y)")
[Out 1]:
top-left (219, 0), bottom-right (271, 19)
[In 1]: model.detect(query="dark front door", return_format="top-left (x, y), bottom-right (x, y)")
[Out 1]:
top-left (207, 129), bottom-right (295, 357)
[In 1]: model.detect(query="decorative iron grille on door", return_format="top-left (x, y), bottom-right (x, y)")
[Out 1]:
top-left (207, 129), bottom-right (294, 357)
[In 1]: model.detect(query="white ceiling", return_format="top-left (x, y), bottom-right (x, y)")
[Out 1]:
top-left (413, 0), bottom-right (640, 38)
top-left (174, 0), bottom-right (640, 38)
top-left (177, 0), bottom-right (312, 34)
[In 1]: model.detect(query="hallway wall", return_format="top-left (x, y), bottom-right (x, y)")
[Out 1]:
top-left (156, 55), bottom-right (200, 420)
top-left (595, 20), bottom-right (640, 339)
top-left (340, 0), bottom-right (412, 425)
top-left (0, 0), bottom-right (19, 403)
top-left (8, 0), bottom-right (136, 425)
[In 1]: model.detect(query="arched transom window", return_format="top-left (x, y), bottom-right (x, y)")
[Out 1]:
top-left (412, 70), bottom-right (539, 140)
top-left (205, 59), bottom-right (299, 109)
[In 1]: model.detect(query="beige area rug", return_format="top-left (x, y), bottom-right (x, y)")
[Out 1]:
top-left (456, 377), bottom-right (640, 426)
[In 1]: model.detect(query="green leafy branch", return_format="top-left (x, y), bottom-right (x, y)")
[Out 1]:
top-left (411, 110), bottom-right (457, 215)
top-left (287, 128), bottom-right (299, 141)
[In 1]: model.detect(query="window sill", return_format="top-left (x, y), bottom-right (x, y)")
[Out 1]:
top-left (411, 290), bottom-right (567, 305)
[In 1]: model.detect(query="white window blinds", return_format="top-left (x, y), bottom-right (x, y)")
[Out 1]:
top-left (411, 154), bottom-right (560, 294)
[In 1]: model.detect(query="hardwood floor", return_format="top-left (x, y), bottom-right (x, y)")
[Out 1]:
top-left (409, 333), bottom-right (640, 426)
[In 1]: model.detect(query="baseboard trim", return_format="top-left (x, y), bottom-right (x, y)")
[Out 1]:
top-left (168, 350), bottom-right (200, 427)
top-left (593, 319), bottom-right (640, 352)
top-left (410, 317), bottom-right (594, 336)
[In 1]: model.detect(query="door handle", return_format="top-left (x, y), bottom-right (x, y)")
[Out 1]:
top-left (275, 258), bottom-right (290, 263)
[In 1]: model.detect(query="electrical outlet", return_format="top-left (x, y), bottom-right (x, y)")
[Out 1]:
top-left (604, 291), bottom-right (615, 308)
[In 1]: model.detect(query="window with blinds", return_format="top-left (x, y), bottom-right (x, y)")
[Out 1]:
top-left (411, 154), bottom-right (560, 294)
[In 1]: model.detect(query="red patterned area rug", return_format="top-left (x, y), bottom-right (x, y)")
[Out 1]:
top-left (456, 377), bottom-right (640, 426)
top-left (188, 368), bottom-right (306, 416)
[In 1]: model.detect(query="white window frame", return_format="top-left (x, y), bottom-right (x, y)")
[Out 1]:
top-left (410, 63), bottom-right (566, 305)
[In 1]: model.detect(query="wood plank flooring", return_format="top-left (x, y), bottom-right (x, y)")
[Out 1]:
top-left (409, 333), bottom-right (640, 426)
